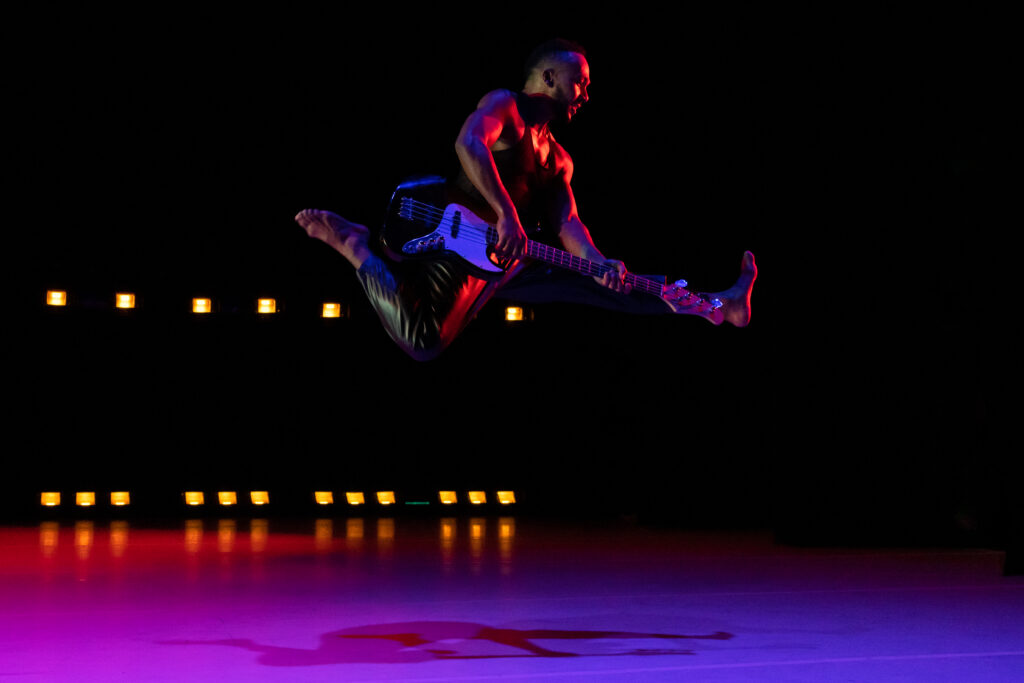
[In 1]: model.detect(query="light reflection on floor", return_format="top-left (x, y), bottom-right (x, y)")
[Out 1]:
top-left (3, 516), bottom-right (1024, 681)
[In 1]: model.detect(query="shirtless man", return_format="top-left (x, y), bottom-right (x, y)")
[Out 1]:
top-left (295, 39), bottom-right (757, 361)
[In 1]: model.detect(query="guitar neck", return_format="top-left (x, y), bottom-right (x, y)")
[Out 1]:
top-left (524, 240), bottom-right (664, 296)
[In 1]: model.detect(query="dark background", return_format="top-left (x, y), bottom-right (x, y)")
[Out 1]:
top-left (8, 6), bottom-right (1014, 541)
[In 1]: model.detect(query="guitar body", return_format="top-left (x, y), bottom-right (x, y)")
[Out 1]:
top-left (381, 175), bottom-right (508, 278)
top-left (379, 176), bottom-right (725, 320)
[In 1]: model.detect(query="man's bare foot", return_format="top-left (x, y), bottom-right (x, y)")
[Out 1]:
top-left (294, 209), bottom-right (372, 269)
top-left (667, 251), bottom-right (757, 326)
top-left (707, 250), bottom-right (757, 327)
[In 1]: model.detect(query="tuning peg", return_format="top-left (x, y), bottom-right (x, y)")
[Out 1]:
top-left (673, 279), bottom-right (688, 289)
top-left (711, 298), bottom-right (723, 309)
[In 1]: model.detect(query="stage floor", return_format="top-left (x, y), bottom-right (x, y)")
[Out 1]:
top-left (2, 516), bottom-right (1022, 682)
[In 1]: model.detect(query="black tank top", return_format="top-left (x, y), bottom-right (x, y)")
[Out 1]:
top-left (454, 92), bottom-right (561, 243)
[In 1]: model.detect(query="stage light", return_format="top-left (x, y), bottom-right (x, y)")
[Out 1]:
top-left (76, 492), bottom-right (96, 507)
top-left (439, 491), bottom-right (458, 505)
top-left (46, 291), bottom-right (67, 306)
top-left (468, 491), bottom-right (487, 505)
top-left (192, 298), bottom-right (212, 314)
top-left (40, 492), bottom-right (61, 507)
top-left (505, 306), bottom-right (524, 322)
top-left (115, 293), bottom-right (136, 309)
top-left (345, 492), bottom-right (365, 506)
top-left (249, 491), bottom-right (269, 506)
top-left (110, 491), bottom-right (130, 506)
top-left (184, 491), bottom-right (205, 506)
top-left (376, 491), bottom-right (396, 505)
top-left (497, 491), bottom-right (516, 505)
top-left (218, 491), bottom-right (237, 506)
top-left (322, 302), bottom-right (343, 318)
top-left (257, 298), bottom-right (277, 314)
top-left (314, 491), bottom-right (334, 505)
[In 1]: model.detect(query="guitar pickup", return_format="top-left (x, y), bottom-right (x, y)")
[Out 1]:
top-left (450, 210), bottom-right (461, 238)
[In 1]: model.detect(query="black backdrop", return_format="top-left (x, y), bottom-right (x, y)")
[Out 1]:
top-left (9, 6), bottom-right (1014, 539)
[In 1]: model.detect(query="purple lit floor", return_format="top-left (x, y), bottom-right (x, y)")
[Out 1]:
top-left (2, 516), bottom-right (1023, 681)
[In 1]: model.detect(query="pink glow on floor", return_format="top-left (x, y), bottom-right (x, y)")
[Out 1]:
top-left (2, 517), bottom-right (1023, 681)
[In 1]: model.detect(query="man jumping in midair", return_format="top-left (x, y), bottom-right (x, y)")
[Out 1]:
top-left (296, 39), bottom-right (757, 361)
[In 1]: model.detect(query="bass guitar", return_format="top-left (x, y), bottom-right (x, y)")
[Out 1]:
top-left (380, 176), bottom-right (723, 321)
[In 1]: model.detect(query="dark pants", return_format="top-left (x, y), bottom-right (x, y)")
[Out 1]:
top-left (356, 252), bottom-right (671, 361)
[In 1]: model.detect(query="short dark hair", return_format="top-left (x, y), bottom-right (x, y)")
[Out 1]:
top-left (523, 38), bottom-right (587, 81)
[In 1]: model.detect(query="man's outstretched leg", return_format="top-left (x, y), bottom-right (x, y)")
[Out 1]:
top-left (294, 209), bottom-right (496, 361)
top-left (295, 209), bottom-right (373, 270)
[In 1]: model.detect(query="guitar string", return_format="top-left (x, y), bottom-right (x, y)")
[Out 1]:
top-left (397, 199), bottom-right (714, 306)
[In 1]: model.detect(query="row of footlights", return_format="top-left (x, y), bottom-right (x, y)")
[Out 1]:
top-left (38, 490), bottom-right (517, 508)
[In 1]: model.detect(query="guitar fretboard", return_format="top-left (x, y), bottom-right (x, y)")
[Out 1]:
top-left (477, 224), bottom-right (663, 295)
top-left (525, 240), bottom-right (664, 296)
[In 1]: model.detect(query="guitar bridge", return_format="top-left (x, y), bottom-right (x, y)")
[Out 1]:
top-left (401, 233), bottom-right (445, 254)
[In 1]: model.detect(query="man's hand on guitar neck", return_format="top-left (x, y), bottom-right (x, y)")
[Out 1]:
top-left (595, 258), bottom-right (632, 294)
top-left (494, 211), bottom-right (528, 261)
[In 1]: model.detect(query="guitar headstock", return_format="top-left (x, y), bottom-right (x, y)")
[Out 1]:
top-left (661, 279), bottom-right (723, 317)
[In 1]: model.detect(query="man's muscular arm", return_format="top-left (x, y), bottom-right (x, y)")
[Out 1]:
top-left (454, 90), bottom-right (528, 260)
top-left (551, 150), bottom-right (631, 293)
